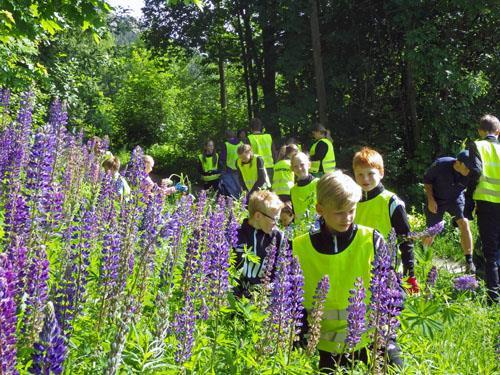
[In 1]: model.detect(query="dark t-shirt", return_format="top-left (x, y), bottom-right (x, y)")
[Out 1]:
top-left (423, 157), bottom-right (468, 205)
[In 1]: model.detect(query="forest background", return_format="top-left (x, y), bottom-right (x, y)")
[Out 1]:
top-left (1, 0), bottom-right (498, 206)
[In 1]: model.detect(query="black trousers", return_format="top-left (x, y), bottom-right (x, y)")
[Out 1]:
top-left (476, 201), bottom-right (500, 302)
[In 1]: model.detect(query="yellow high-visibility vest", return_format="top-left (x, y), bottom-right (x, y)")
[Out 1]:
top-left (292, 225), bottom-right (375, 353)
top-left (290, 178), bottom-right (319, 223)
top-left (248, 133), bottom-right (274, 168)
top-left (473, 140), bottom-right (500, 203)
top-left (225, 141), bottom-right (243, 170)
top-left (198, 153), bottom-right (220, 182)
top-left (272, 159), bottom-right (294, 196)
top-left (354, 189), bottom-right (395, 239)
top-left (310, 138), bottom-right (336, 174)
top-left (237, 155), bottom-right (270, 191)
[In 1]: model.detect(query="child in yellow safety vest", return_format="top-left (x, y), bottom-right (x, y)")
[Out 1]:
top-left (236, 144), bottom-right (270, 200)
top-left (292, 171), bottom-right (402, 371)
top-left (290, 152), bottom-right (319, 225)
top-left (352, 147), bottom-right (418, 293)
top-left (310, 123), bottom-right (336, 177)
top-left (465, 114), bottom-right (500, 303)
top-left (272, 144), bottom-right (298, 202)
top-left (198, 139), bottom-right (221, 191)
top-left (248, 117), bottom-right (276, 181)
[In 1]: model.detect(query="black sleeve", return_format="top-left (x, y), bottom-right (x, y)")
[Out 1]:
top-left (465, 142), bottom-right (483, 203)
top-left (219, 146), bottom-right (227, 171)
top-left (389, 197), bottom-right (415, 277)
top-left (309, 140), bottom-right (327, 161)
top-left (423, 161), bottom-right (437, 184)
top-left (234, 226), bottom-right (249, 268)
top-left (248, 156), bottom-right (268, 196)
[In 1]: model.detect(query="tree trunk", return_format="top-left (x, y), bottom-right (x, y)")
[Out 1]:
top-left (309, 0), bottom-right (328, 127)
top-left (260, 0), bottom-right (278, 135)
top-left (218, 53), bottom-right (227, 126)
top-left (234, 10), bottom-right (253, 120)
top-left (401, 59), bottom-right (419, 157)
top-left (239, 1), bottom-right (262, 117)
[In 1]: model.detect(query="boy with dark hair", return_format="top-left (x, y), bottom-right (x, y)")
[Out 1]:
top-left (352, 147), bottom-right (418, 293)
top-left (466, 114), bottom-right (500, 303)
top-left (422, 150), bottom-right (474, 272)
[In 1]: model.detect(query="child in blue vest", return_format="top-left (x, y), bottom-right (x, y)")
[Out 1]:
top-left (352, 147), bottom-right (418, 293)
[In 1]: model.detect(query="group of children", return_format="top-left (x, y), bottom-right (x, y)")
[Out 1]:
top-left (224, 114), bottom-right (499, 372)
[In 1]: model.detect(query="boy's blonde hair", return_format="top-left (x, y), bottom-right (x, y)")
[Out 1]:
top-left (143, 155), bottom-right (154, 165)
top-left (352, 147), bottom-right (384, 175)
top-left (248, 190), bottom-right (283, 217)
top-left (317, 171), bottom-right (361, 209)
top-left (479, 114), bottom-right (500, 134)
top-left (291, 151), bottom-right (309, 167)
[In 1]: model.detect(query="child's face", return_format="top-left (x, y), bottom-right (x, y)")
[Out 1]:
top-left (280, 210), bottom-right (294, 227)
top-left (354, 166), bottom-right (383, 192)
top-left (255, 207), bottom-right (281, 234)
top-left (312, 130), bottom-right (322, 140)
top-left (317, 202), bottom-right (356, 233)
top-left (144, 159), bottom-right (154, 174)
top-left (292, 157), bottom-right (309, 179)
top-left (239, 150), bottom-right (252, 163)
top-left (205, 141), bottom-right (214, 154)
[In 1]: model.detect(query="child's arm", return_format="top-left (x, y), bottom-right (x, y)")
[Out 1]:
top-left (423, 184), bottom-right (437, 213)
top-left (389, 196), bottom-right (415, 277)
top-left (309, 140), bottom-right (327, 161)
top-left (248, 156), bottom-right (268, 196)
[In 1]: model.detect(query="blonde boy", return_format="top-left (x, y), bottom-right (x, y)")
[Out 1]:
top-left (290, 152), bottom-right (319, 224)
top-left (352, 147), bottom-right (418, 292)
top-left (234, 190), bottom-right (285, 296)
top-left (292, 171), bottom-right (399, 370)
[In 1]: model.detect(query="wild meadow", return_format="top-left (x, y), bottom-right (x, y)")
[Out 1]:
top-left (0, 93), bottom-right (498, 375)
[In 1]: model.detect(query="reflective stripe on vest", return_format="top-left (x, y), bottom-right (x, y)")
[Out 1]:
top-left (198, 153), bottom-right (221, 182)
top-left (248, 133), bottom-right (274, 168)
top-left (473, 140), bottom-right (500, 203)
top-left (290, 178), bottom-right (319, 224)
top-left (272, 159), bottom-right (294, 196)
top-left (310, 138), bottom-right (336, 174)
top-left (225, 141), bottom-right (242, 170)
top-left (292, 225), bottom-right (374, 353)
top-left (354, 189), bottom-right (395, 238)
top-left (237, 155), bottom-right (269, 191)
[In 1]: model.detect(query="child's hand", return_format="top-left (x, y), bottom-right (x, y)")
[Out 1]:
top-left (405, 276), bottom-right (420, 294)
top-left (427, 199), bottom-right (438, 214)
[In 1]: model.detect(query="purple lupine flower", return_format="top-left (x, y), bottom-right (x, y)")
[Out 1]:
top-left (383, 271), bottom-right (404, 340)
top-left (6, 235), bottom-right (28, 299)
top-left (288, 256), bottom-right (305, 342)
top-left (23, 246), bottom-right (50, 343)
top-left (54, 206), bottom-right (95, 333)
top-left (426, 266), bottom-right (438, 289)
top-left (99, 222), bottom-right (123, 321)
top-left (0, 254), bottom-right (18, 374)
top-left (3, 190), bottom-right (31, 240)
top-left (224, 197), bottom-right (240, 248)
top-left (30, 302), bottom-right (67, 375)
top-left (345, 277), bottom-right (367, 350)
top-left (173, 294), bottom-right (196, 363)
top-left (368, 240), bottom-right (392, 337)
top-left (306, 275), bottom-right (330, 355)
top-left (125, 146), bottom-right (147, 188)
top-left (203, 202), bottom-right (231, 307)
top-left (0, 87), bottom-right (11, 109)
top-left (453, 275), bottom-right (479, 291)
top-left (405, 220), bottom-right (446, 240)
top-left (268, 242), bottom-right (294, 342)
